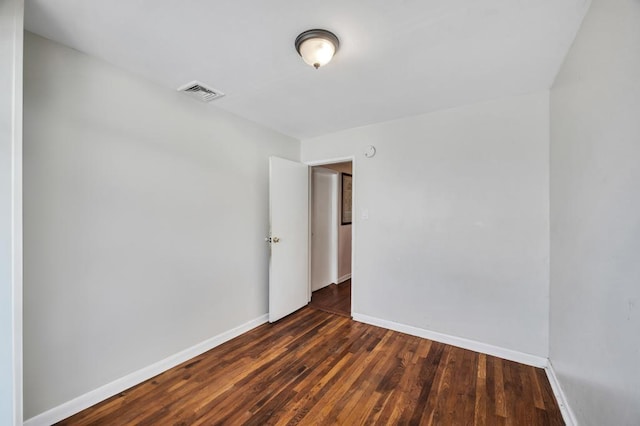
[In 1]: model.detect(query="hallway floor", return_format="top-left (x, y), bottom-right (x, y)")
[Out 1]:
top-left (308, 279), bottom-right (351, 317)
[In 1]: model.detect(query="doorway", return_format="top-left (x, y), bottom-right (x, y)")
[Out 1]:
top-left (308, 161), bottom-right (353, 317)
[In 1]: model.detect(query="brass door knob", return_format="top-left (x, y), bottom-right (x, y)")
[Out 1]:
top-left (272, 237), bottom-right (280, 243)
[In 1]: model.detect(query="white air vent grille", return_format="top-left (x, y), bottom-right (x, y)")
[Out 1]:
top-left (177, 81), bottom-right (225, 102)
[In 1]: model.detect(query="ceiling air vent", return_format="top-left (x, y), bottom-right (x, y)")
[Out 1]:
top-left (177, 81), bottom-right (225, 102)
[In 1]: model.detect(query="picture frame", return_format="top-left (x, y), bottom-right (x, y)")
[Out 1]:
top-left (341, 173), bottom-right (352, 225)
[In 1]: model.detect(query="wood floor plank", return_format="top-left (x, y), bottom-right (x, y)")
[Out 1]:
top-left (494, 354), bottom-right (508, 419)
top-left (530, 366), bottom-right (546, 410)
top-left (300, 331), bottom-right (395, 424)
top-left (57, 307), bottom-right (564, 426)
top-left (458, 349), bottom-right (479, 425)
top-left (277, 324), bottom-right (386, 425)
top-left (405, 341), bottom-right (448, 424)
top-left (339, 333), bottom-right (413, 425)
top-left (370, 336), bottom-right (429, 424)
top-left (432, 345), bottom-right (459, 425)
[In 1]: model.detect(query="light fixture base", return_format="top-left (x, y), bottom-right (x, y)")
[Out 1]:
top-left (295, 29), bottom-right (340, 69)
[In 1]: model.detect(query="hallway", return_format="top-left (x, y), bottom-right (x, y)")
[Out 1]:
top-left (309, 280), bottom-right (351, 318)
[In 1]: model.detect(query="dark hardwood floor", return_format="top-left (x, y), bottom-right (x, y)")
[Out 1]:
top-left (308, 279), bottom-right (351, 317)
top-left (58, 307), bottom-right (564, 425)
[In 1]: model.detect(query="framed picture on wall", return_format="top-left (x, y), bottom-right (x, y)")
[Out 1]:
top-left (341, 173), bottom-right (352, 225)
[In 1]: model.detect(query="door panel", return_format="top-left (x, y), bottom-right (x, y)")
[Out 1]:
top-left (269, 157), bottom-right (309, 322)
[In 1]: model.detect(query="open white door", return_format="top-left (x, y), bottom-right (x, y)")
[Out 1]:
top-left (268, 157), bottom-right (309, 323)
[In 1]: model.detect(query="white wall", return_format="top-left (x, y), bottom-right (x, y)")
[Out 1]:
top-left (23, 33), bottom-right (299, 419)
top-left (302, 92), bottom-right (550, 357)
top-left (0, 1), bottom-right (23, 424)
top-left (549, 0), bottom-right (640, 424)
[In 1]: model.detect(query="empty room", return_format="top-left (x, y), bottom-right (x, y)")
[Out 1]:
top-left (1, 0), bottom-right (639, 425)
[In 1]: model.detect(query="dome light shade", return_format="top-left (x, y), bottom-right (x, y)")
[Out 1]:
top-left (295, 29), bottom-right (340, 69)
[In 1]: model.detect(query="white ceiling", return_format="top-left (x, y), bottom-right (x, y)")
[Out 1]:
top-left (25, 0), bottom-right (589, 140)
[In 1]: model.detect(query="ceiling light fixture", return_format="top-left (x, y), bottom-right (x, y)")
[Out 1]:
top-left (295, 29), bottom-right (340, 69)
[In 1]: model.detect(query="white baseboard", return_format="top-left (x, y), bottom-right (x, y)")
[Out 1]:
top-left (337, 273), bottom-right (351, 283)
top-left (24, 314), bottom-right (269, 426)
top-left (545, 361), bottom-right (578, 426)
top-left (352, 313), bottom-right (548, 368)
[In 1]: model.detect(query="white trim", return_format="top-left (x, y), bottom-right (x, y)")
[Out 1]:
top-left (337, 273), bottom-right (351, 283)
top-left (352, 313), bottom-right (548, 368)
top-left (349, 157), bottom-right (356, 318)
top-left (304, 156), bottom-right (353, 167)
top-left (306, 165), bottom-right (312, 302)
top-left (6, 1), bottom-right (24, 425)
top-left (24, 314), bottom-right (269, 426)
top-left (545, 361), bottom-right (578, 426)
